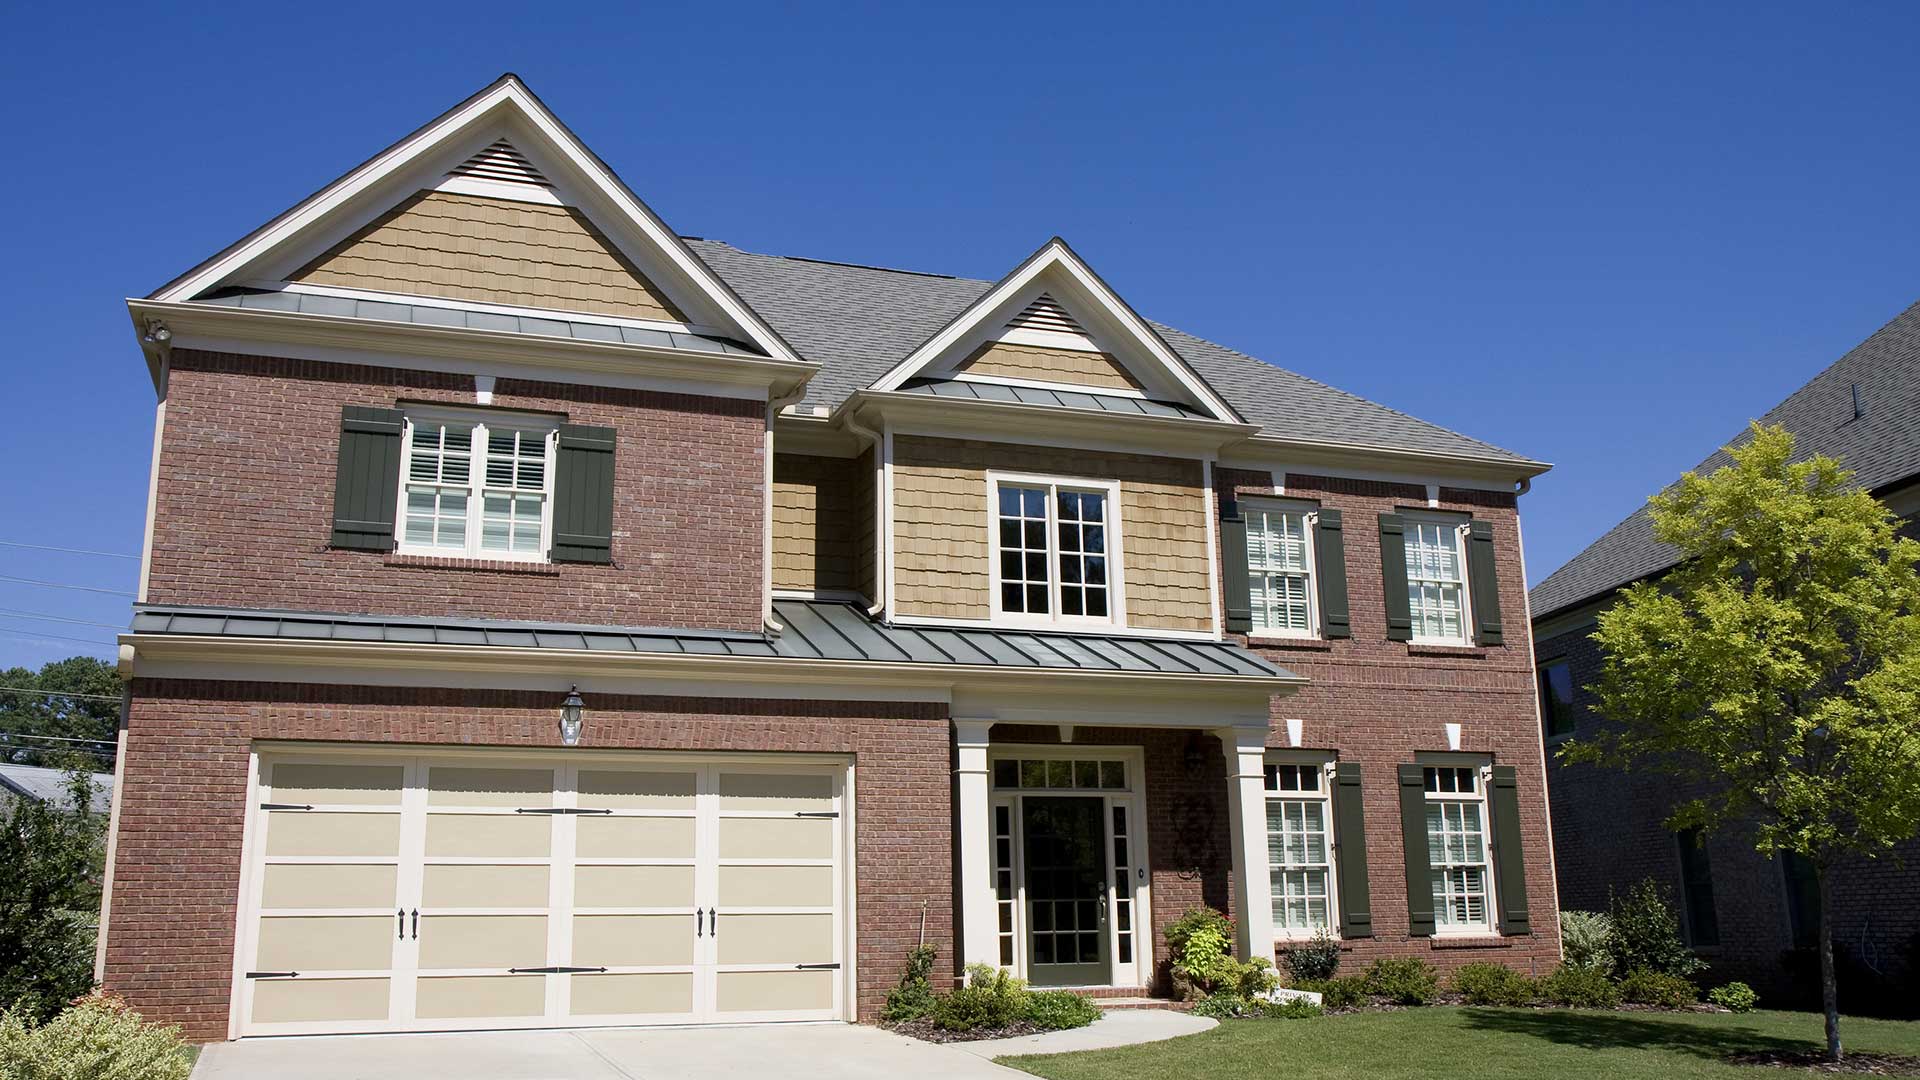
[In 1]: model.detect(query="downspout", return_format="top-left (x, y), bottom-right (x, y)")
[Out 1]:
top-left (841, 410), bottom-right (886, 617)
top-left (763, 384), bottom-right (810, 634)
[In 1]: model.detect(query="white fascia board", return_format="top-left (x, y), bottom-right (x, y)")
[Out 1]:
top-left (148, 77), bottom-right (802, 367)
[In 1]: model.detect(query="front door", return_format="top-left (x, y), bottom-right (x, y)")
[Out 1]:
top-left (1020, 797), bottom-right (1109, 987)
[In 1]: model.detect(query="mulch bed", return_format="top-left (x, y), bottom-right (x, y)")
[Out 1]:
top-left (1728, 1050), bottom-right (1920, 1076)
top-left (883, 1018), bottom-right (1052, 1043)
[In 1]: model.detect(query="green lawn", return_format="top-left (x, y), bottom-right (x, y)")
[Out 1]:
top-left (1000, 1008), bottom-right (1920, 1080)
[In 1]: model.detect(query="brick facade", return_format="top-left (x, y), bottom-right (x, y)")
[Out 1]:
top-left (101, 680), bottom-right (951, 1041)
top-left (147, 350), bottom-right (767, 632)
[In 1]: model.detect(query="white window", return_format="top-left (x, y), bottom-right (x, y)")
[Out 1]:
top-left (1246, 504), bottom-right (1317, 636)
top-left (1404, 516), bottom-right (1471, 644)
top-left (989, 475), bottom-right (1121, 625)
top-left (1424, 765), bottom-right (1494, 933)
top-left (398, 409), bottom-right (557, 561)
top-left (1265, 761), bottom-right (1336, 935)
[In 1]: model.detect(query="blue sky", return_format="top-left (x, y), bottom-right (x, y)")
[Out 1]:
top-left (2, 1), bottom-right (1916, 669)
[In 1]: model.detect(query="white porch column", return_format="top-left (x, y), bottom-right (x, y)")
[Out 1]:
top-left (1218, 726), bottom-right (1276, 961)
top-left (954, 719), bottom-right (1000, 971)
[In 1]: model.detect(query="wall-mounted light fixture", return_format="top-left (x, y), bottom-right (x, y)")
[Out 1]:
top-left (560, 686), bottom-right (585, 747)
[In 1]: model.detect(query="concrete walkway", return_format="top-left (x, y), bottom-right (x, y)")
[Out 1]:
top-left (956, 1009), bottom-right (1217, 1059)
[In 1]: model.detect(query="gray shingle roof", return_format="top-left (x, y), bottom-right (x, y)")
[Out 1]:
top-left (0, 764), bottom-right (112, 813)
top-left (897, 377), bottom-right (1214, 420)
top-left (1532, 299), bottom-right (1920, 620)
top-left (129, 602), bottom-right (1292, 681)
top-left (684, 240), bottom-right (1537, 466)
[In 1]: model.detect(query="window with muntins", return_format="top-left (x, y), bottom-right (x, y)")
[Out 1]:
top-left (400, 410), bottom-right (557, 561)
top-left (1247, 506), bottom-right (1316, 635)
top-left (992, 478), bottom-right (1115, 624)
top-left (1405, 518), bottom-right (1471, 643)
top-left (1424, 765), bottom-right (1493, 932)
top-left (1265, 762), bottom-right (1335, 934)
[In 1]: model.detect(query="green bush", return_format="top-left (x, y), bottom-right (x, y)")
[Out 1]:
top-left (1607, 879), bottom-right (1706, 978)
top-left (0, 992), bottom-right (192, 1080)
top-left (933, 964), bottom-right (1030, 1032)
top-left (1559, 910), bottom-right (1614, 973)
top-left (1164, 907), bottom-right (1275, 1001)
top-left (1165, 907), bottom-right (1235, 959)
top-left (1538, 963), bottom-right (1622, 1008)
top-left (1361, 957), bottom-right (1438, 1005)
top-left (1448, 962), bottom-right (1537, 1006)
top-left (1294, 975), bottom-right (1369, 1010)
top-left (881, 944), bottom-right (939, 1022)
top-left (1280, 930), bottom-right (1342, 983)
top-left (1023, 990), bottom-right (1099, 1031)
top-left (1190, 993), bottom-right (1250, 1019)
top-left (1258, 995), bottom-right (1325, 1019)
top-left (0, 769), bottom-right (106, 1021)
top-left (1708, 981), bottom-right (1758, 1013)
top-left (1618, 968), bottom-right (1698, 1008)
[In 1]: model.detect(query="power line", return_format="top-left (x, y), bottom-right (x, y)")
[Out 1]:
top-left (0, 627), bottom-right (117, 649)
top-left (0, 608), bottom-right (124, 631)
top-left (0, 540), bottom-right (137, 560)
top-left (0, 685), bottom-right (123, 703)
top-left (0, 730), bottom-right (116, 748)
top-left (0, 574), bottom-right (134, 598)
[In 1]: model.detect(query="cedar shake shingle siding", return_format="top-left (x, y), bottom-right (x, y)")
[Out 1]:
top-left (953, 341), bottom-right (1143, 392)
top-left (771, 453), bottom-right (860, 594)
top-left (292, 190), bottom-right (688, 322)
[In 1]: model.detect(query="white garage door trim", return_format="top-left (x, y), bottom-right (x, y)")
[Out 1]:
top-left (231, 744), bottom-right (854, 1038)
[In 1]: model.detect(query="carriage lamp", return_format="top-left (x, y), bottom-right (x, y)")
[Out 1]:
top-left (560, 686), bottom-right (586, 747)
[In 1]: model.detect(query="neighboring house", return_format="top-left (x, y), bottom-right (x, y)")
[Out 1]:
top-left (0, 762), bottom-right (111, 814)
top-left (99, 75), bottom-right (1558, 1043)
top-left (1532, 299), bottom-right (1920, 1000)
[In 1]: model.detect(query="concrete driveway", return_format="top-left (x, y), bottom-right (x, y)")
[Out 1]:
top-left (191, 1023), bottom-right (1033, 1079)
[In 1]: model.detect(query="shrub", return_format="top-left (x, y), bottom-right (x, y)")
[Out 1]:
top-left (933, 964), bottom-right (1030, 1032)
top-left (1449, 962), bottom-right (1538, 1006)
top-left (1362, 958), bottom-right (1438, 1005)
top-left (1708, 981), bottom-right (1758, 1013)
top-left (881, 945), bottom-right (939, 1023)
top-left (0, 770), bottom-right (106, 1022)
top-left (1280, 930), bottom-right (1342, 983)
top-left (1190, 993), bottom-right (1250, 1019)
top-left (1295, 975), bottom-right (1369, 1010)
top-left (1559, 910), bottom-right (1615, 973)
top-left (1165, 907), bottom-right (1274, 1001)
top-left (1259, 995), bottom-right (1325, 1019)
top-left (1607, 879), bottom-right (1706, 978)
top-left (1618, 969), bottom-right (1698, 1008)
top-left (1538, 963), bottom-right (1622, 1008)
top-left (1023, 990), bottom-right (1099, 1031)
top-left (0, 992), bottom-right (192, 1080)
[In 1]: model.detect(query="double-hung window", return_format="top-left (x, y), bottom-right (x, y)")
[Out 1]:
top-left (1404, 516), bottom-right (1472, 644)
top-left (1246, 504), bottom-right (1317, 636)
top-left (1424, 765), bottom-right (1494, 933)
top-left (991, 475), bottom-right (1120, 625)
top-left (1265, 761), bottom-right (1336, 934)
top-left (399, 409), bottom-right (557, 561)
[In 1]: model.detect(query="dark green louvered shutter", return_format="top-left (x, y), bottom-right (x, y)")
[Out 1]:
top-left (1332, 761), bottom-right (1372, 937)
top-left (330, 406), bottom-right (404, 551)
top-left (1397, 763), bottom-right (1436, 936)
top-left (1489, 764), bottom-right (1531, 935)
top-left (1220, 492), bottom-right (1252, 633)
top-left (1466, 519), bottom-right (1504, 645)
top-left (1378, 514), bottom-right (1413, 641)
top-left (551, 424), bottom-right (617, 564)
top-left (1315, 509), bottom-right (1351, 639)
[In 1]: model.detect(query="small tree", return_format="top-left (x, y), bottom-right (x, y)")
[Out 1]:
top-left (1564, 423), bottom-right (1920, 1062)
top-left (0, 770), bottom-right (107, 1021)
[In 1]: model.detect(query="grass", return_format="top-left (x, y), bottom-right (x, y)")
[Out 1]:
top-left (999, 1008), bottom-right (1920, 1080)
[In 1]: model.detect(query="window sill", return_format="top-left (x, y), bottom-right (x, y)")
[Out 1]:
top-left (1406, 642), bottom-right (1490, 659)
top-left (1247, 635), bottom-right (1334, 652)
top-left (385, 553), bottom-right (563, 576)
top-left (1427, 934), bottom-right (1513, 949)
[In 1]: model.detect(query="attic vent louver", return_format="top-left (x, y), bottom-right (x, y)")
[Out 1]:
top-left (1005, 294), bottom-right (1087, 337)
top-left (448, 139), bottom-right (552, 188)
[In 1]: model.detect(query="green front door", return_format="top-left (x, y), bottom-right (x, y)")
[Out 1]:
top-left (1021, 797), bottom-right (1109, 986)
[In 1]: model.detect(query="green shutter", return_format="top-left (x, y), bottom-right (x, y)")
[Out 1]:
top-left (1378, 514), bottom-right (1413, 642)
top-left (1489, 764), bottom-right (1531, 935)
top-left (1315, 509), bottom-right (1351, 639)
top-left (329, 406), bottom-right (404, 551)
top-left (551, 424), bottom-right (617, 564)
top-left (1332, 761), bottom-right (1372, 937)
top-left (1220, 493), bottom-right (1252, 633)
top-left (1466, 519), bottom-right (1504, 645)
top-left (1397, 763), bottom-right (1435, 937)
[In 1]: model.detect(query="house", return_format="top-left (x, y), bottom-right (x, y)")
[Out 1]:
top-left (1532, 298), bottom-right (1920, 1000)
top-left (0, 762), bottom-right (112, 814)
top-left (99, 75), bottom-right (1559, 1043)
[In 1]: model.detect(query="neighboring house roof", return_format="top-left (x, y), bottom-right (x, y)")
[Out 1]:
top-left (0, 763), bottom-right (112, 814)
top-left (129, 602), bottom-right (1292, 681)
top-left (684, 240), bottom-right (1540, 467)
top-left (1532, 299), bottom-right (1920, 620)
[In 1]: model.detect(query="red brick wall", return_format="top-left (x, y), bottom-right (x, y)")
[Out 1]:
top-left (101, 680), bottom-right (950, 1041)
top-left (147, 350), bottom-right (767, 631)
top-left (1217, 470), bottom-right (1564, 977)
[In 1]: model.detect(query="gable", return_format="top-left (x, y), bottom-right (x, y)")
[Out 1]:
top-left (290, 189), bottom-right (688, 323)
top-left (953, 340), bottom-right (1142, 391)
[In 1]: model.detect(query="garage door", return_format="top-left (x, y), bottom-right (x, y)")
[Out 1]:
top-left (239, 751), bottom-right (846, 1036)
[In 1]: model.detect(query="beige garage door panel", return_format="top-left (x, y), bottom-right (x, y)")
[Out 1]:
top-left (717, 773), bottom-right (833, 810)
top-left (573, 914), bottom-right (696, 967)
top-left (425, 813), bottom-right (551, 857)
top-left (262, 864), bottom-right (398, 909)
top-left (418, 915), bottom-right (548, 970)
top-left (422, 865), bottom-right (551, 908)
top-left (265, 812), bottom-right (401, 857)
top-left (576, 815), bottom-right (695, 858)
top-left (256, 916), bottom-right (395, 972)
top-left (271, 763), bottom-right (404, 806)
top-left (716, 913), bottom-right (833, 966)
top-left (575, 865), bottom-right (695, 908)
top-left (719, 865), bottom-right (833, 908)
top-left (716, 970), bottom-right (833, 1013)
top-left (428, 767), bottom-right (553, 807)
top-left (414, 976), bottom-right (546, 1019)
top-left (569, 973), bottom-right (694, 1016)
top-left (251, 978), bottom-right (392, 1024)
top-left (719, 817), bottom-right (833, 859)
top-left (578, 770), bottom-right (697, 809)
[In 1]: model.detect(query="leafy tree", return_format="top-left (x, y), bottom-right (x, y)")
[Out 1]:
top-left (1564, 423), bottom-right (1920, 1062)
top-left (0, 656), bottom-right (119, 769)
top-left (0, 770), bottom-right (108, 1020)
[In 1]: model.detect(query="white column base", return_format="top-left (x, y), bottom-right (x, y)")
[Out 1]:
top-left (954, 719), bottom-right (999, 973)
top-left (1218, 726), bottom-right (1276, 961)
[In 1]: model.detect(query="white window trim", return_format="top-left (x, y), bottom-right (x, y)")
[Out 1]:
top-left (985, 471), bottom-right (1127, 630)
top-left (1243, 498), bottom-right (1321, 640)
top-left (394, 404), bottom-right (559, 564)
top-left (1401, 511), bottom-right (1474, 647)
top-left (1420, 759), bottom-right (1499, 937)
top-left (1264, 753), bottom-right (1339, 941)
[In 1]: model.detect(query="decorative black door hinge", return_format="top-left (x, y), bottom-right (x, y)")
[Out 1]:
top-left (514, 807), bottom-right (614, 815)
top-left (245, 971), bottom-right (299, 979)
top-left (259, 803), bottom-right (314, 811)
top-left (507, 966), bottom-right (609, 974)
top-left (794, 963), bottom-right (841, 970)
top-left (794, 811), bottom-right (839, 818)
